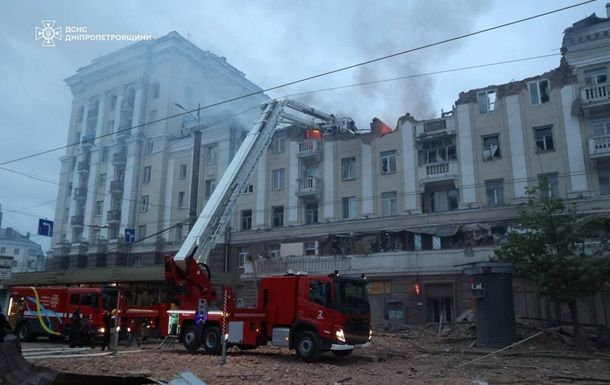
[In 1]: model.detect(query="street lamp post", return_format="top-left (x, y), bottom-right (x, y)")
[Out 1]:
top-left (175, 103), bottom-right (201, 231)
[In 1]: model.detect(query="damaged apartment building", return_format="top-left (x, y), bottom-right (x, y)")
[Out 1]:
top-left (228, 8), bottom-right (610, 325)
top-left (7, 8), bottom-right (609, 326)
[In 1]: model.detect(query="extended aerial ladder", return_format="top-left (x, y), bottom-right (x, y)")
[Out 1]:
top-left (171, 98), bottom-right (358, 272)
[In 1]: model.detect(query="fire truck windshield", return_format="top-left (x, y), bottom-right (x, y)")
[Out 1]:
top-left (101, 288), bottom-right (120, 310)
top-left (333, 278), bottom-right (369, 315)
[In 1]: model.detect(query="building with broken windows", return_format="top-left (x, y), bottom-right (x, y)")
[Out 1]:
top-left (6, 8), bottom-right (610, 326)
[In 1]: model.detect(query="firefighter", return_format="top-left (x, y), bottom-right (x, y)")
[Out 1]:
top-left (101, 310), bottom-right (112, 351)
top-left (69, 307), bottom-right (82, 348)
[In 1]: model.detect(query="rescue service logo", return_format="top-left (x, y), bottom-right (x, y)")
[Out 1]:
top-left (35, 20), bottom-right (61, 47)
top-left (34, 20), bottom-right (153, 47)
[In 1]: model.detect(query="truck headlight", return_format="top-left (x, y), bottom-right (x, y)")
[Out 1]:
top-left (99, 327), bottom-right (105, 334)
top-left (369, 328), bottom-right (372, 341)
top-left (335, 328), bottom-right (345, 343)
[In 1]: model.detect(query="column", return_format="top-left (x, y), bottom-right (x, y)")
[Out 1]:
top-left (506, 95), bottom-right (529, 202)
top-left (401, 120), bottom-right (421, 214)
top-left (361, 144), bottom-right (374, 216)
top-left (456, 104), bottom-right (479, 208)
top-left (323, 140), bottom-right (335, 221)
top-left (288, 141), bottom-right (299, 225)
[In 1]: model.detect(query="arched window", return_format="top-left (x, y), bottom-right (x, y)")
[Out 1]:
top-left (109, 95), bottom-right (117, 111)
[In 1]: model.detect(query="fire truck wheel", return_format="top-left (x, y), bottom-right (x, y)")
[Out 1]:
top-left (203, 326), bottom-right (222, 355)
top-left (295, 331), bottom-right (320, 362)
top-left (331, 349), bottom-right (353, 357)
top-left (16, 322), bottom-right (36, 342)
top-left (183, 325), bottom-right (202, 352)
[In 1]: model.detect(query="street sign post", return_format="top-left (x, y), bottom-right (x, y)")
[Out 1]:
top-left (125, 228), bottom-right (135, 243)
top-left (38, 219), bottom-right (54, 237)
top-left (0, 256), bottom-right (14, 280)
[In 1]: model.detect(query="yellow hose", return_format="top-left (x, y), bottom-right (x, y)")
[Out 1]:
top-left (29, 286), bottom-right (61, 336)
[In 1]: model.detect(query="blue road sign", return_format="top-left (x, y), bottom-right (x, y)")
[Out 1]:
top-left (38, 219), bottom-right (54, 237)
top-left (125, 228), bottom-right (135, 243)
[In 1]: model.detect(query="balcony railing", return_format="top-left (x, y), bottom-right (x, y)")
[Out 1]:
top-left (121, 99), bottom-right (134, 110)
top-left (423, 120), bottom-right (447, 133)
top-left (73, 187), bottom-right (87, 200)
top-left (109, 180), bottom-right (124, 195)
top-left (588, 134), bottom-right (610, 158)
top-left (107, 209), bottom-right (121, 223)
top-left (86, 109), bottom-right (99, 121)
top-left (117, 125), bottom-right (131, 140)
top-left (296, 177), bottom-right (322, 198)
top-left (81, 133), bottom-right (95, 147)
top-left (297, 139), bottom-right (322, 160)
top-left (253, 256), bottom-right (350, 275)
top-left (581, 83), bottom-right (610, 104)
top-left (112, 152), bottom-right (126, 166)
top-left (70, 215), bottom-right (84, 227)
top-left (418, 161), bottom-right (458, 183)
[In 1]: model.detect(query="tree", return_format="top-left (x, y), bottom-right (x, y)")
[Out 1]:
top-left (495, 187), bottom-right (610, 340)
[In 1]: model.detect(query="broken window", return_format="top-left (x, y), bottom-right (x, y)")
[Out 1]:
top-left (593, 118), bottom-right (610, 136)
top-left (304, 242), bottom-right (317, 256)
top-left (380, 150), bottom-right (397, 174)
top-left (528, 79), bottom-right (550, 105)
top-left (342, 157), bottom-right (356, 180)
top-left (485, 179), bottom-right (504, 207)
top-left (418, 137), bottom-right (457, 165)
top-left (272, 206), bottom-right (284, 227)
top-left (482, 135), bottom-right (501, 161)
top-left (268, 244), bottom-right (281, 258)
top-left (237, 247), bottom-right (249, 268)
top-left (584, 68), bottom-right (607, 86)
top-left (599, 168), bottom-right (610, 196)
top-left (534, 126), bottom-right (554, 152)
top-left (272, 169), bottom-right (285, 190)
top-left (305, 202), bottom-right (318, 224)
top-left (206, 144), bottom-right (218, 165)
top-left (273, 130), bottom-right (285, 153)
top-left (478, 90), bottom-right (496, 114)
top-left (241, 209), bottom-right (252, 230)
top-left (342, 196), bottom-right (357, 219)
top-left (205, 178), bottom-right (215, 198)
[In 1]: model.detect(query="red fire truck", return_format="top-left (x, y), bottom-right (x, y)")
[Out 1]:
top-left (8, 285), bottom-right (123, 342)
top-left (126, 99), bottom-right (371, 361)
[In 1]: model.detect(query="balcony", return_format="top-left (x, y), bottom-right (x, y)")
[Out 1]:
top-left (297, 139), bottom-right (322, 162)
top-left (70, 215), bottom-right (84, 228)
top-left (109, 180), bottom-right (124, 196)
top-left (107, 209), bottom-right (121, 224)
top-left (120, 99), bottom-right (134, 111)
top-left (588, 134), bottom-right (610, 159)
top-left (86, 109), bottom-right (99, 122)
top-left (581, 83), bottom-right (610, 114)
top-left (418, 161), bottom-right (459, 184)
top-left (416, 118), bottom-right (455, 137)
top-left (296, 177), bottom-right (322, 200)
top-left (252, 255), bottom-right (350, 276)
top-left (112, 152), bottom-right (126, 167)
top-left (117, 125), bottom-right (131, 141)
top-left (77, 161), bottom-right (90, 174)
top-left (81, 133), bottom-right (95, 148)
top-left (73, 187), bottom-right (87, 201)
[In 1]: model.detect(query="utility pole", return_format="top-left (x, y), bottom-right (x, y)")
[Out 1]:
top-left (175, 103), bottom-right (201, 230)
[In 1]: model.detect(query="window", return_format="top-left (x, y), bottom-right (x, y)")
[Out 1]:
top-left (381, 191), bottom-right (397, 216)
top-left (238, 247), bottom-right (250, 268)
top-left (418, 137), bottom-right (457, 165)
top-left (534, 126), bottom-right (554, 152)
top-left (109, 95), bottom-right (117, 111)
top-left (305, 203), bottom-right (318, 224)
top-left (64, 208), bottom-right (69, 221)
top-left (77, 107), bottom-right (84, 122)
top-left (529, 79), bottom-right (550, 105)
top-left (175, 223), bottom-right (183, 241)
top-left (243, 184), bottom-right (253, 194)
top-left (593, 119), bottom-right (610, 136)
top-left (585, 68), bottom-right (607, 86)
top-left (272, 169), bottom-right (285, 190)
top-left (151, 82), bottom-right (160, 99)
top-left (342, 196), bottom-right (357, 219)
top-left (428, 190), bottom-right (459, 213)
top-left (178, 191), bottom-right (185, 208)
top-left (98, 173), bottom-right (106, 188)
top-left (141, 195), bottom-right (149, 212)
top-left (342, 157), bottom-right (356, 180)
top-left (380, 150), bottom-right (397, 174)
top-left (206, 144), bottom-right (218, 165)
top-left (102, 147), bottom-right (109, 162)
top-left (304, 242), bottom-right (317, 256)
top-left (478, 90), bottom-right (496, 114)
top-left (272, 206), bottom-right (284, 227)
top-left (147, 141), bottom-right (154, 154)
top-left (269, 244), bottom-right (281, 258)
top-left (482, 135), bottom-right (501, 161)
top-left (70, 294), bottom-right (80, 305)
top-left (131, 255), bottom-right (141, 267)
top-left (107, 120), bottom-right (114, 135)
top-left (486, 179), bottom-right (505, 207)
top-left (599, 168), bottom-right (610, 196)
top-left (14, 248), bottom-right (20, 255)
top-left (205, 179), bottom-right (215, 198)
top-left (0, 247), bottom-right (5, 253)
top-left (138, 225), bottom-right (146, 241)
top-left (96, 201), bottom-right (103, 216)
top-left (273, 130), bottom-right (285, 153)
top-left (179, 164), bottom-right (187, 179)
top-left (241, 209), bottom-right (252, 230)
top-left (538, 174), bottom-right (559, 198)
top-left (143, 166), bottom-right (151, 184)
top-left (149, 110), bottom-right (158, 121)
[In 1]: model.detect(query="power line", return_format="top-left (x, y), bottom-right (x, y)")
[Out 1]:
top-left (0, 0), bottom-right (593, 168)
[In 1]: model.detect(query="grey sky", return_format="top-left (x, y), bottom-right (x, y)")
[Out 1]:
top-left (0, 0), bottom-right (603, 253)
